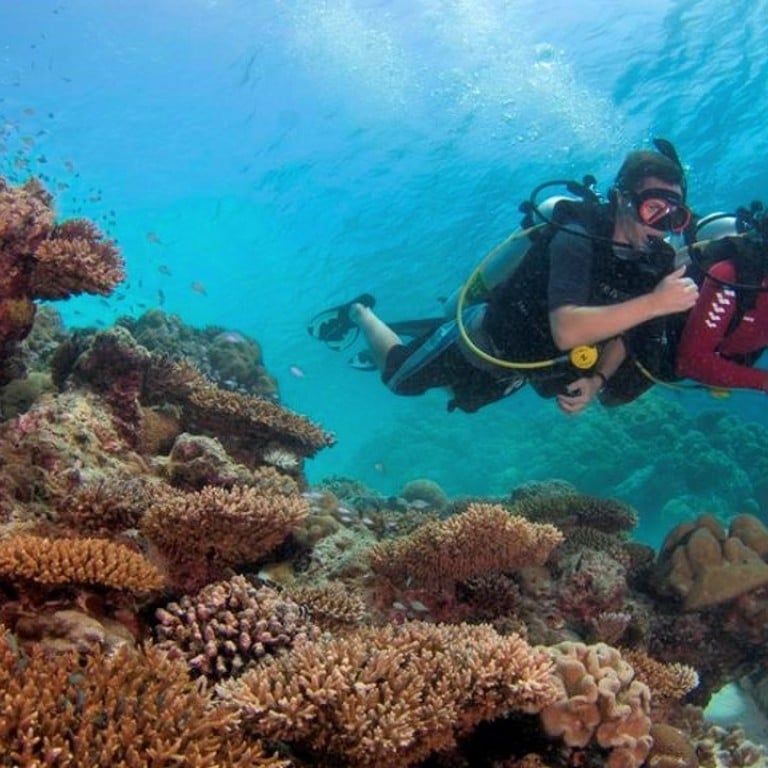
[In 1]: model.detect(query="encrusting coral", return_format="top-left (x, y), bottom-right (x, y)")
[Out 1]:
top-left (540, 641), bottom-right (653, 768)
top-left (155, 574), bottom-right (319, 680)
top-left (218, 621), bottom-right (558, 768)
top-left (0, 534), bottom-right (165, 593)
top-left (141, 484), bottom-right (310, 592)
top-left (368, 502), bottom-right (563, 593)
top-left (0, 629), bottom-right (287, 767)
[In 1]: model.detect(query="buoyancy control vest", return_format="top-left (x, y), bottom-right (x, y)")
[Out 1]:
top-left (481, 198), bottom-right (676, 391)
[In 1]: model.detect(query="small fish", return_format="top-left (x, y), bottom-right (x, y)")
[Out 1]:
top-left (191, 281), bottom-right (207, 295)
top-left (157, 264), bottom-right (171, 276)
top-left (22, 107), bottom-right (35, 116)
top-left (157, 289), bottom-right (165, 305)
top-left (373, 462), bottom-right (385, 473)
top-left (146, 232), bottom-right (161, 244)
top-left (289, 365), bottom-right (305, 378)
top-left (215, 331), bottom-right (246, 344)
top-left (64, 160), bottom-right (75, 172)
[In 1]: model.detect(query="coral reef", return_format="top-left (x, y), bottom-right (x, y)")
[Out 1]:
top-left (368, 502), bottom-right (563, 593)
top-left (0, 629), bottom-right (286, 767)
top-left (218, 621), bottom-right (557, 768)
top-left (540, 642), bottom-right (653, 768)
top-left (141, 484), bottom-right (310, 592)
top-left (652, 514), bottom-right (768, 610)
top-left (155, 574), bottom-right (319, 679)
top-left (0, 534), bottom-right (164, 593)
top-left (0, 177), bottom-right (124, 383)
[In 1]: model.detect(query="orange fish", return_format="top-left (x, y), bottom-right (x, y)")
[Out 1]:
top-left (191, 281), bottom-right (207, 295)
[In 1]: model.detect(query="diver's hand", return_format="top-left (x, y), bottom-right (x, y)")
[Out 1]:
top-left (557, 376), bottom-right (602, 415)
top-left (651, 266), bottom-right (699, 315)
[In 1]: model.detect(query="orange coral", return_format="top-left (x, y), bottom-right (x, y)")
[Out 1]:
top-left (369, 502), bottom-right (563, 592)
top-left (141, 484), bottom-right (310, 591)
top-left (0, 535), bottom-right (165, 593)
top-left (0, 630), bottom-right (287, 767)
top-left (621, 649), bottom-right (699, 719)
top-left (540, 642), bottom-right (652, 768)
top-left (219, 621), bottom-right (557, 768)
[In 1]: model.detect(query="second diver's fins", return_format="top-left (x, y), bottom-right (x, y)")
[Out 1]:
top-left (307, 293), bottom-right (376, 351)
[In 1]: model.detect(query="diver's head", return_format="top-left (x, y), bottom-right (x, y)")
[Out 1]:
top-left (612, 150), bottom-right (690, 252)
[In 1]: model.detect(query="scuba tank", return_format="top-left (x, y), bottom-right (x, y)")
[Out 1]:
top-left (441, 195), bottom-right (575, 318)
top-left (442, 188), bottom-right (593, 318)
top-left (675, 211), bottom-right (740, 268)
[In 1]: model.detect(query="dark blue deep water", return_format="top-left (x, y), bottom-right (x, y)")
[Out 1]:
top-left (2, 0), bottom-right (768, 548)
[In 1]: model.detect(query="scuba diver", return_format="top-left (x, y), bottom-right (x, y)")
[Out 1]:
top-left (308, 140), bottom-right (698, 414)
top-left (672, 202), bottom-right (768, 393)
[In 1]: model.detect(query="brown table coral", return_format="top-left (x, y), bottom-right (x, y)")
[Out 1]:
top-left (0, 176), bottom-right (124, 368)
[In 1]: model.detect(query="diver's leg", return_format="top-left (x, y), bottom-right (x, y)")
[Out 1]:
top-left (350, 303), bottom-right (403, 371)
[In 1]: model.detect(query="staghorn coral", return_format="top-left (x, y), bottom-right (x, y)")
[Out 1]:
top-left (141, 484), bottom-right (310, 592)
top-left (53, 475), bottom-right (158, 536)
top-left (0, 629), bottom-right (287, 767)
top-left (652, 514), bottom-right (768, 610)
top-left (540, 641), bottom-right (653, 768)
top-left (368, 503), bottom-right (563, 593)
top-left (155, 575), bottom-right (318, 680)
top-left (621, 649), bottom-right (699, 722)
top-left (218, 621), bottom-right (558, 768)
top-left (0, 535), bottom-right (164, 593)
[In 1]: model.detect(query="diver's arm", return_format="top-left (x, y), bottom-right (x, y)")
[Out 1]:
top-left (550, 266), bottom-right (698, 350)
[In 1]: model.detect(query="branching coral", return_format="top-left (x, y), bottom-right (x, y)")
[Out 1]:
top-left (621, 648), bottom-right (699, 722)
top-left (143, 357), bottom-right (334, 458)
top-left (155, 575), bottom-right (318, 680)
top-left (218, 621), bottom-right (557, 768)
top-left (141, 484), bottom-right (310, 592)
top-left (0, 176), bottom-right (124, 351)
top-left (368, 503), bottom-right (563, 592)
top-left (53, 475), bottom-right (158, 536)
top-left (512, 491), bottom-right (638, 536)
top-left (286, 581), bottom-right (369, 632)
top-left (540, 642), bottom-right (653, 768)
top-left (0, 630), bottom-right (287, 767)
top-left (0, 535), bottom-right (165, 593)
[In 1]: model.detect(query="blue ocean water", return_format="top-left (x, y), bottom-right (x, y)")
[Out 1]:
top-left (2, 0), bottom-right (768, 546)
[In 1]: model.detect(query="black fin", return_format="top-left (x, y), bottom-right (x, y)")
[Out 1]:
top-left (307, 294), bottom-right (375, 351)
